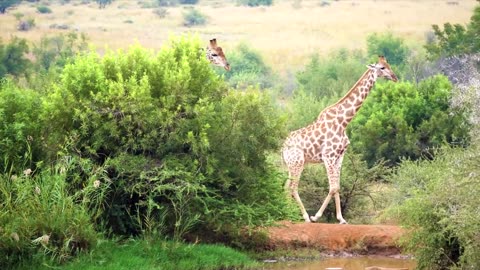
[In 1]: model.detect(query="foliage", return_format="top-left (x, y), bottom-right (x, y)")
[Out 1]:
top-left (366, 32), bottom-right (410, 73)
top-left (296, 49), bottom-right (366, 100)
top-left (217, 43), bottom-right (275, 89)
top-left (179, 0), bottom-right (198, 4)
top-left (36, 5), bottom-right (52, 14)
top-left (0, 163), bottom-right (106, 267)
top-left (29, 32), bottom-right (88, 91)
top-left (425, 2), bottom-right (480, 58)
top-left (298, 152), bottom-right (391, 223)
top-left (0, 80), bottom-right (43, 173)
top-left (155, 0), bottom-right (178, 7)
top-left (348, 75), bottom-right (471, 167)
top-left (237, 0), bottom-right (272, 7)
top-left (96, 0), bottom-right (113, 8)
top-left (0, 0), bottom-right (21, 14)
top-left (386, 141), bottom-right (480, 269)
top-left (0, 37), bottom-right (31, 79)
top-left (182, 8), bottom-right (206, 27)
top-left (41, 36), bottom-right (293, 239)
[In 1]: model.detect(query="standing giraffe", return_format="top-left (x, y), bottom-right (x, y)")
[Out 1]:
top-left (282, 56), bottom-right (398, 224)
top-left (206, 38), bottom-right (230, 71)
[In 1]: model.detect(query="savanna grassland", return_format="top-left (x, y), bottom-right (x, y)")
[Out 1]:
top-left (2, 1), bottom-right (480, 270)
top-left (0, 0), bottom-right (476, 74)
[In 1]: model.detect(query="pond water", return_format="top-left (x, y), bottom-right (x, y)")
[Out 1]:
top-left (261, 256), bottom-right (416, 270)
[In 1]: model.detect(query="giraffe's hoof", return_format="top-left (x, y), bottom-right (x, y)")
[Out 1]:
top-left (310, 216), bottom-right (318, 222)
top-left (339, 220), bottom-right (348, 225)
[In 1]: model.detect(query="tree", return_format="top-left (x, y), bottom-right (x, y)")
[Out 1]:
top-left (0, 0), bottom-right (21, 14)
top-left (96, 0), bottom-right (113, 9)
top-left (0, 37), bottom-right (31, 79)
top-left (425, 2), bottom-right (480, 58)
top-left (41, 36), bottom-right (294, 237)
top-left (348, 75), bottom-right (471, 167)
top-left (366, 32), bottom-right (410, 70)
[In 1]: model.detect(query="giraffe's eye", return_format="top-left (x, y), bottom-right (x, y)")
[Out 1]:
top-left (211, 53), bottom-right (218, 57)
top-left (380, 67), bottom-right (386, 70)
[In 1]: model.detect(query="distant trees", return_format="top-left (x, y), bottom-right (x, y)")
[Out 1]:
top-left (0, 0), bottom-right (21, 14)
top-left (425, 1), bottom-right (480, 58)
top-left (237, 0), bottom-right (272, 7)
top-left (0, 37), bottom-right (31, 79)
top-left (96, 0), bottom-right (113, 8)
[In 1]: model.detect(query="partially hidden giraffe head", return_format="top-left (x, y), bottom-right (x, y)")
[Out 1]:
top-left (207, 38), bottom-right (230, 71)
top-left (367, 56), bottom-right (398, 82)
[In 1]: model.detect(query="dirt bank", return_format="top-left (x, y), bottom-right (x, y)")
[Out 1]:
top-left (265, 221), bottom-right (405, 256)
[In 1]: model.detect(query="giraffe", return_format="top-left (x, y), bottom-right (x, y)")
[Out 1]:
top-left (206, 38), bottom-right (230, 71)
top-left (282, 56), bottom-right (398, 224)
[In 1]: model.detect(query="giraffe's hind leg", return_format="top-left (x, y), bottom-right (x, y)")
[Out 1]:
top-left (283, 148), bottom-right (310, 222)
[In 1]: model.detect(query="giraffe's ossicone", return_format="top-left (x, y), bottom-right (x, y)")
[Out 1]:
top-left (282, 56), bottom-right (398, 224)
top-left (206, 38), bottom-right (230, 71)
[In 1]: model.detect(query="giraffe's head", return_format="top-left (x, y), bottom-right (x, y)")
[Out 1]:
top-left (206, 38), bottom-right (230, 71)
top-left (367, 56), bottom-right (398, 82)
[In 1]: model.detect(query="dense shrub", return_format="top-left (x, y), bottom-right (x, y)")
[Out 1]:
top-left (386, 140), bottom-right (480, 269)
top-left (0, 163), bottom-right (105, 267)
top-left (295, 49), bottom-right (366, 100)
top-left (0, 37), bottom-right (31, 79)
top-left (0, 0), bottom-right (21, 14)
top-left (41, 36), bottom-right (294, 238)
top-left (237, 0), bottom-right (272, 7)
top-left (36, 5), bottom-right (52, 14)
top-left (366, 32), bottom-right (410, 72)
top-left (348, 75), bottom-right (471, 167)
top-left (0, 80), bottom-right (43, 173)
top-left (218, 43), bottom-right (275, 89)
top-left (182, 8), bottom-right (207, 26)
top-left (179, 0), bottom-right (198, 4)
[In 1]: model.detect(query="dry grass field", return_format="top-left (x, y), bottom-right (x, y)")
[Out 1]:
top-left (0, 0), bottom-right (477, 73)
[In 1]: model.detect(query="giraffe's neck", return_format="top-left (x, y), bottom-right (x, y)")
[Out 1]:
top-left (321, 69), bottom-right (378, 125)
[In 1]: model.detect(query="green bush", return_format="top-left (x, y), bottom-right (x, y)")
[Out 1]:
top-left (0, 162), bottom-right (105, 267)
top-left (366, 32), bottom-right (410, 71)
top-left (0, 37), bottom-right (31, 79)
top-left (295, 49), bottom-right (366, 100)
top-left (237, 0), bottom-right (272, 7)
top-left (36, 5), bottom-right (52, 14)
top-left (0, 79), bottom-right (43, 173)
top-left (41, 36), bottom-right (294, 238)
top-left (348, 75), bottom-right (471, 167)
top-left (218, 43), bottom-right (275, 89)
top-left (182, 8), bottom-right (206, 26)
top-left (179, 0), bottom-right (198, 4)
top-left (386, 140), bottom-right (480, 269)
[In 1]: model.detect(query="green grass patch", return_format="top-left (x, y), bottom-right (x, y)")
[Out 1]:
top-left (13, 239), bottom-right (258, 270)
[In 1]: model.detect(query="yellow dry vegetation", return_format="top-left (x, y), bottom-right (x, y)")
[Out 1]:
top-left (0, 0), bottom-right (476, 73)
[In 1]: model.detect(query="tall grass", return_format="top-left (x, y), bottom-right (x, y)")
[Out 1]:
top-left (0, 158), bottom-right (110, 267)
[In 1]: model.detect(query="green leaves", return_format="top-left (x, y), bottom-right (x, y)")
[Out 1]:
top-left (349, 75), bottom-right (471, 167)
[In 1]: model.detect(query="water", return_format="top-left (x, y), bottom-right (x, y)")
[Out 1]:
top-left (261, 256), bottom-right (416, 270)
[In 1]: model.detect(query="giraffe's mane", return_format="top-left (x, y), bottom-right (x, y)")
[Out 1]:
top-left (317, 68), bottom-right (374, 117)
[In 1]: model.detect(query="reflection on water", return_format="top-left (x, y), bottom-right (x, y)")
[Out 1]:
top-left (261, 256), bottom-right (416, 270)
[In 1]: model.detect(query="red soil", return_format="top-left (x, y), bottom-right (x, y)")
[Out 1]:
top-left (265, 221), bottom-right (406, 256)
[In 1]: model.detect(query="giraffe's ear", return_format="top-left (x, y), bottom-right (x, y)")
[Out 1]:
top-left (210, 38), bottom-right (217, 47)
top-left (367, 64), bottom-right (375, 69)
